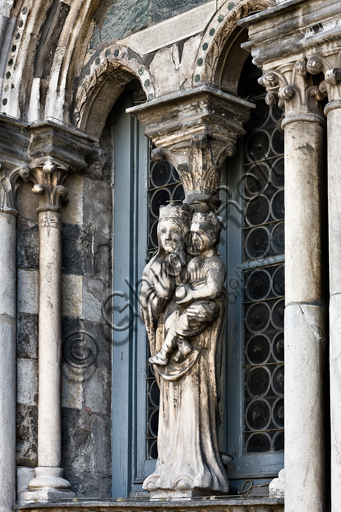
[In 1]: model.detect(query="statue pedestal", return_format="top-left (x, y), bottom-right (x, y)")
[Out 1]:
top-left (150, 490), bottom-right (228, 501)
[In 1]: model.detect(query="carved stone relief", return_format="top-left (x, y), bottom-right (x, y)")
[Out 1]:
top-left (140, 204), bottom-right (228, 498)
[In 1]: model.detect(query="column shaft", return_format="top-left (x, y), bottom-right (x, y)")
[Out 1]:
top-left (0, 211), bottom-right (17, 512)
top-left (326, 104), bottom-right (341, 512)
top-left (37, 210), bottom-right (62, 468)
top-left (284, 119), bottom-right (326, 512)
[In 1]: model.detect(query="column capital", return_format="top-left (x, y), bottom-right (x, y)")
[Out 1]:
top-left (0, 164), bottom-right (30, 216)
top-left (128, 85), bottom-right (253, 208)
top-left (29, 159), bottom-right (68, 214)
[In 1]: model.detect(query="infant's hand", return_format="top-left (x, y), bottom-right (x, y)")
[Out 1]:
top-left (176, 285), bottom-right (193, 306)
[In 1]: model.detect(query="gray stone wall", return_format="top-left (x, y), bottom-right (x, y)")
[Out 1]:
top-left (16, 162), bottom-right (114, 497)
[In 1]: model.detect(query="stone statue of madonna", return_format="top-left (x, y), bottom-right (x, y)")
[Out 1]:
top-left (140, 203), bottom-right (228, 498)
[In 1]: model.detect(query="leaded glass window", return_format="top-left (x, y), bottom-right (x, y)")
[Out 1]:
top-left (146, 141), bottom-right (184, 459)
top-left (242, 82), bottom-right (284, 456)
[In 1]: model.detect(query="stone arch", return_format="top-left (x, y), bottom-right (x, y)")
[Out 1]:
top-left (192, 0), bottom-right (275, 92)
top-left (74, 43), bottom-right (153, 137)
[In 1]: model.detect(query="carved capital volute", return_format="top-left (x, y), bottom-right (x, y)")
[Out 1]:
top-left (29, 158), bottom-right (69, 214)
top-left (0, 163), bottom-right (30, 216)
top-left (259, 60), bottom-right (326, 127)
top-left (128, 86), bottom-right (253, 208)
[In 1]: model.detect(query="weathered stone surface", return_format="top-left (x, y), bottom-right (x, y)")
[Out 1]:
top-left (62, 275), bottom-right (83, 317)
top-left (17, 467), bottom-right (35, 494)
top-left (17, 218), bottom-right (39, 270)
top-left (269, 469), bottom-right (285, 498)
top-left (17, 358), bottom-right (38, 406)
top-left (17, 313), bottom-right (38, 360)
top-left (149, 47), bottom-right (180, 97)
top-left (16, 182), bottom-right (39, 222)
top-left (62, 223), bottom-right (93, 276)
top-left (17, 269), bottom-right (39, 315)
top-left (83, 178), bottom-right (112, 244)
top-left (16, 404), bottom-right (38, 468)
top-left (83, 277), bottom-right (110, 324)
top-left (61, 408), bottom-right (112, 496)
top-left (62, 175), bottom-right (83, 225)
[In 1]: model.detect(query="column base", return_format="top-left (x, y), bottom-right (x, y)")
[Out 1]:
top-left (19, 467), bottom-right (75, 503)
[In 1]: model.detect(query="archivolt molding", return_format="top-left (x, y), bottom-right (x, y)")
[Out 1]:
top-left (74, 43), bottom-right (154, 130)
top-left (192, 0), bottom-right (275, 88)
top-left (1, 0), bottom-right (54, 119)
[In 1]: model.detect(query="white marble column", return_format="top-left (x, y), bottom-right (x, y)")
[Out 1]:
top-left (261, 65), bottom-right (327, 511)
top-left (325, 88), bottom-right (341, 512)
top-left (21, 159), bottom-right (74, 501)
top-left (0, 165), bottom-right (29, 512)
top-left (282, 112), bottom-right (326, 512)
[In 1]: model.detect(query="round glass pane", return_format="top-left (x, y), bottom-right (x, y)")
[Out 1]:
top-left (273, 365), bottom-right (284, 395)
top-left (273, 332), bottom-right (284, 362)
top-left (172, 183), bottom-right (185, 202)
top-left (271, 190), bottom-right (284, 220)
top-left (149, 409), bottom-right (159, 437)
top-left (271, 129), bottom-right (284, 154)
top-left (150, 161), bottom-right (172, 188)
top-left (150, 189), bottom-right (171, 218)
top-left (246, 269), bottom-right (271, 301)
top-left (272, 265), bottom-right (284, 297)
top-left (246, 335), bottom-right (271, 365)
top-left (245, 227), bottom-right (270, 260)
top-left (149, 380), bottom-right (160, 407)
top-left (271, 222), bottom-right (284, 254)
top-left (271, 158), bottom-right (284, 188)
top-left (244, 164), bottom-right (269, 197)
top-left (247, 367), bottom-right (271, 398)
top-left (172, 166), bottom-right (180, 182)
top-left (246, 433), bottom-right (271, 454)
top-left (245, 302), bottom-right (271, 333)
top-left (148, 440), bottom-right (158, 459)
top-left (245, 195), bottom-right (270, 226)
top-left (273, 397), bottom-right (284, 428)
top-left (248, 100), bottom-right (270, 129)
top-left (246, 399), bottom-right (271, 431)
top-left (271, 103), bottom-right (283, 122)
top-left (272, 299), bottom-right (284, 329)
top-left (273, 431), bottom-right (284, 452)
top-left (150, 220), bottom-right (158, 248)
top-left (246, 130), bottom-right (270, 163)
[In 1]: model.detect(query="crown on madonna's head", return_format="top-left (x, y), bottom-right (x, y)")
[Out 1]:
top-left (192, 211), bottom-right (224, 231)
top-left (159, 203), bottom-right (191, 226)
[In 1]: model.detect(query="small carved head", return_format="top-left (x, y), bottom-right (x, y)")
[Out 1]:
top-left (158, 204), bottom-right (190, 254)
top-left (190, 211), bottom-right (224, 253)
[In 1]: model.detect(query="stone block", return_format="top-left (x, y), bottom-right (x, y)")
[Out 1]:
top-left (62, 363), bottom-right (84, 410)
top-left (82, 276), bottom-right (109, 323)
top-left (17, 466), bottom-right (35, 493)
top-left (17, 269), bottom-right (39, 314)
top-left (83, 367), bottom-right (111, 414)
top-left (16, 404), bottom-right (38, 467)
top-left (62, 174), bottom-right (83, 225)
top-left (62, 274), bottom-right (83, 317)
top-left (94, 242), bottom-right (112, 282)
top-left (17, 313), bottom-right (38, 359)
top-left (180, 35), bottom-right (202, 90)
top-left (16, 182), bottom-right (39, 222)
top-left (64, 469), bottom-right (111, 497)
top-left (62, 223), bottom-right (93, 276)
top-left (17, 358), bottom-right (38, 405)
top-left (61, 409), bottom-right (111, 477)
top-left (150, 47), bottom-right (179, 97)
top-left (83, 178), bottom-right (112, 243)
top-left (17, 218), bottom-right (39, 269)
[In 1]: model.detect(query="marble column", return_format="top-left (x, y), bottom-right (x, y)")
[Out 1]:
top-left (261, 65), bottom-right (327, 512)
top-left (21, 158), bottom-right (74, 501)
top-left (323, 63), bottom-right (341, 512)
top-left (0, 165), bottom-right (29, 512)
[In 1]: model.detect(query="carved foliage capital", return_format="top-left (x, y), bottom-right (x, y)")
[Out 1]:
top-left (0, 163), bottom-right (30, 215)
top-left (152, 133), bottom-right (235, 208)
top-left (29, 158), bottom-right (69, 214)
top-left (260, 59), bottom-right (326, 119)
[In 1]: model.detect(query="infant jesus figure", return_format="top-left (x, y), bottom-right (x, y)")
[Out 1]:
top-left (149, 211), bottom-right (226, 366)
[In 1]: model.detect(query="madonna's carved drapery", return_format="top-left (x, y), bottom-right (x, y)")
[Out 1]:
top-left (140, 204), bottom-right (228, 497)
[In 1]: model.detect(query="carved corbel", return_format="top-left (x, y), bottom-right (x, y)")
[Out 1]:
top-left (0, 163), bottom-right (30, 215)
top-left (128, 86), bottom-right (251, 209)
